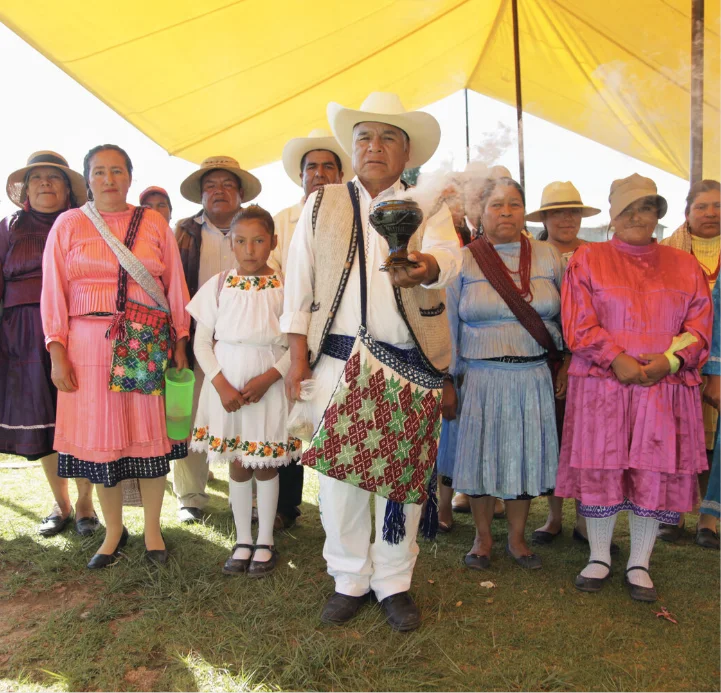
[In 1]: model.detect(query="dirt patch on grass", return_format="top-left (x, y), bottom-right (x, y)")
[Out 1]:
top-left (124, 666), bottom-right (163, 691)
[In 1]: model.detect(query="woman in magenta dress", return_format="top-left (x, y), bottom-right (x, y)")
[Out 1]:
top-left (555, 174), bottom-right (712, 602)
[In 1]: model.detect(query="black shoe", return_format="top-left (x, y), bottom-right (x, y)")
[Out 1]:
top-left (380, 591), bottom-right (422, 632)
top-left (320, 592), bottom-right (370, 625)
top-left (464, 552), bottom-right (491, 570)
top-left (75, 515), bottom-right (100, 537)
top-left (657, 522), bottom-right (684, 543)
top-left (223, 544), bottom-right (255, 574)
top-left (87, 526), bottom-right (129, 570)
top-left (696, 527), bottom-right (720, 550)
top-left (178, 506), bottom-right (204, 524)
top-left (624, 566), bottom-right (658, 602)
top-left (573, 527), bottom-right (620, 556)
top-left (505, 543), bottom-right (542, 570)
top-left (38, 510), bottom-right (73, 537)
top-left (247, 545), bottom-right (278, 578)
top-left (574, 560), bottom-right (613, 593)
top-left (145, 549), bottom-right (168, 565)
top-left (531, 528), bottom-right (562, 545)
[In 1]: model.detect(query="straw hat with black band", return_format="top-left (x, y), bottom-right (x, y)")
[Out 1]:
top-left (608, 173), bottom-right (667, 221)
top-left (180, 155), bottom-right (262, 204)
top-left (526, 181), bottom-right (601, 222)
top-left (6, 151), bottom-right (87, 208)
top-left (328, 92), bottom-right (441, 169)
top-left (282, 128), bottom-right (352, 185)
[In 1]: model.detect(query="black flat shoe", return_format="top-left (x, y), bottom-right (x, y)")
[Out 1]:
top-left (145, 549), bottom-right (168, 565)
top-left (695, 527), bottom-right (719, 550)
top-left (531, 528), bottom-right (562, 545)
top-left (75, 515), bottom-right (100, 537)
top-left (87, 526), bottom-right (129, 570)
top-left (657, 521), bottom-right (684, 543)
top-left (464, 552), bottom-right (491, 570)
top-left (573, 527), bottom-right (620, 555)
top-left (247, 545), bottom-right (278, 578)
top-left (574, 560), bottom-right (613, 593)
top-left (380, 591), bottom-right (422, 632)
top-left (38, 510), bottom-right (73, 537)
top-left (505, 543), bottom-right (542, 570)
top-left (320, 592), bottom-right (370, 625)
top-left (624, 566), bottom-right (658, 602)
top-left (223, 543), bottom-right (255, 574)
top-left (177, 506), bottom-right (204, 524)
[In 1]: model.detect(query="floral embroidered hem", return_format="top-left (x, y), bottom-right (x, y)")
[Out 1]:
top-left (190, 429), bottom-right (302, 468)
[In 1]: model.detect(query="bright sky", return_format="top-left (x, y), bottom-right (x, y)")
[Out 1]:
top-left (0, 22), bottom-right (691, 231)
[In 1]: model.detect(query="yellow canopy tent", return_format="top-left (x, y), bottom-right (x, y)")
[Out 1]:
top-left (1, 0), bottom-right (718, 179)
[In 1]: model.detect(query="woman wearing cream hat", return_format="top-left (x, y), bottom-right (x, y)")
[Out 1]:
top-left (555, 174), bottom-right (712, 602)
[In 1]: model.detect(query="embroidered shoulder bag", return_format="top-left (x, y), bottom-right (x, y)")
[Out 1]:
top-left (81, 202), bottom-right (175, 395)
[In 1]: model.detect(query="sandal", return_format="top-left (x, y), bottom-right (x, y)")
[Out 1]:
top-left (437, 520), bottom-right (454, 534)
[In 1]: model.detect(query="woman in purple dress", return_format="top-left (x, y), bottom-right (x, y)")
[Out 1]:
top-left (0, 151), bottom-right (98, 537)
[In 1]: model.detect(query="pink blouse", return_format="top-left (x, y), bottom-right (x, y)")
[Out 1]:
top-left (561, 235), bottom-right (712, 387)
top-left (41, 205), bottom-right (190, 348)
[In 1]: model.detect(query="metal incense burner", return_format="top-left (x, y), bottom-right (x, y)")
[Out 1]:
top-left (368, 199), bottom-right (424, 272)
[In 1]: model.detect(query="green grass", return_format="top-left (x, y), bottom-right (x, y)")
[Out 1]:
top-left (0, 458), bottom-right (718, 692)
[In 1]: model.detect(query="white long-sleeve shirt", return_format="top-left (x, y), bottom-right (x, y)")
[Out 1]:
top-left (270, 198), bottom-right (305, 274)
top-left (280, 176), bottom-right (461, 348)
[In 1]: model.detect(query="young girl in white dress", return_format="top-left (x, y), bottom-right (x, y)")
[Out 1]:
top-left (186, 205), bottom-right (300, 577)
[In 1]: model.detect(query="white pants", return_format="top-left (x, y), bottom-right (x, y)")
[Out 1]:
top-left (173, 363), bottom-right (209, 509)
top-left (312, 353), bottom-right (422, 601)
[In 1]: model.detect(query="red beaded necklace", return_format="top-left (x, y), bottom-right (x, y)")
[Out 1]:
top-left (481, 232), bottom-right (534, 301)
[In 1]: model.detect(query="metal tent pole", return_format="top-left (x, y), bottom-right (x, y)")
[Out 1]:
top-left (465, 88), bottom-right (471, 163)
top-left (690, 0), bottom-right (705, 185)
top-left (511, 0), bottom-right (525, 188)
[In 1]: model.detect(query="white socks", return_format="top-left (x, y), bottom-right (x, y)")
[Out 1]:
top-left (255, 475), bottom-right (279, 562)
top-left (580, 514), bottom-right (618, 579)
top-left (229, 479), bottom-right (253, 560)
top-left (627, 512), bottom-right (658, 588)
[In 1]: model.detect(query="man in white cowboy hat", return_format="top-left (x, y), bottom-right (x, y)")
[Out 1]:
top-left (173, 156), bottom-right (262, 523)
top-left (271, 129), bottom-right (350, 530)
top-left (281, 92), bottom-right (461, 631)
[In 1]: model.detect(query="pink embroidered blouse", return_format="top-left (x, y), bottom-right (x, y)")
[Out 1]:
top-left (561, 235), bottom-right (712, 387)
top-left (41, 205), bottom-right (190, 347)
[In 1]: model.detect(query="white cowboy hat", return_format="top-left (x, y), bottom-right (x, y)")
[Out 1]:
top-left (6, 150), bottom-right (87, 208)
top-left (180, 155), bottom-right (261, 204)
top-left (608, 173), bottom-right (667, 221)
top-left (327, 92), bottom-right (441, 169)
top-left (526, 181), bottom-right (601, 222)
top-left (281, 128), bottom-right (352, 186)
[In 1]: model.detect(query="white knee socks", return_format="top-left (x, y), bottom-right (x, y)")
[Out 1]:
top-left (580, 514), bottom-right (618, 578)
top-left (255, 475), bottom-right (279, 562)
top-left (229, 479), bottom-right (253, 560)
top-left (627, 512), bottom-right (658, 588)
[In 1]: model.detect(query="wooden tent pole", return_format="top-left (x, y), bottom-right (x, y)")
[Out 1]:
top-left (690, 0), bottom-right (705, 185)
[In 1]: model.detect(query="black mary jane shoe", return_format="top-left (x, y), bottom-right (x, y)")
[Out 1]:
top-left (531, 528), bottom-right (562, 545)
top-left (573, 527), bottom-right (620, 556)
top-left (624, 566), bottom-right (658, 603)
top-left (87, 526), bottom-right (129, 570)
top-left (380, 591), bottom-right (422, 632)
top-left (247, 545), bottom-right (278, 578)
top-left (574, 559), bottom-right (613, 593)
top-left (75, 515), bottom-right (100, 537)
top-left (222, 543), bottom-right (255, 575)
top-left (464, 552), bottom-right (491, 570)
top-left (38, 510), bottom-right (74, 537)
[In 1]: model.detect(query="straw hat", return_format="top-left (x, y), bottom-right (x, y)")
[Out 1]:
top-left (526, 181), bottom-right (601, 222)
top-left (180, 155), bottom-right (261, 204)
top-left (327, 92), bottom-right (441, 169)
top-left (6, 150), bottom-right (87, 208)
top-left (609, 173), bottom-right (667, 220)
top-left (139, 186), bottom-right (171, 205)
top-left (281, 128), bottom-right (352, 186)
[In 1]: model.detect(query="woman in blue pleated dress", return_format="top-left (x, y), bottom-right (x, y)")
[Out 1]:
top-left (441, 176), bottom-right (563, 571)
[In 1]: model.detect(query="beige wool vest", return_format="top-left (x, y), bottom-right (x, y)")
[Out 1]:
top-left (306, 183), bottom-right (451, 374)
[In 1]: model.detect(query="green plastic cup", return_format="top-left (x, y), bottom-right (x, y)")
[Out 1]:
top-left (165, 368), bottom-right (196, 440)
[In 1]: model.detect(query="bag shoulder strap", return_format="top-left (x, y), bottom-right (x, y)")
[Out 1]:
top-left (467, 237), bottom-right (559, 359)
top-left (81, 202), bottom-right (169, 311)
top-left (346, 181), bottom-right (368, 327)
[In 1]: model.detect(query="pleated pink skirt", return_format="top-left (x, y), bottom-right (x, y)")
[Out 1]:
top-left (54, 316), bottom-right (175, 463)
top-left (555, 375), bottom-right (707, 512)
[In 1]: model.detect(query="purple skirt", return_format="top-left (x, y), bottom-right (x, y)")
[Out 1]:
top-left (0, 304), bottom-right (56, 459)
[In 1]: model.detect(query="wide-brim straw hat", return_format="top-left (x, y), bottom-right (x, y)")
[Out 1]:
top-left (180, 155), bottom-right (261, 204)
top-left (328, 92), bottom-right (441, 169)
top-left (6, 150), bottom-right (87, 208)
top-left (609, 173), bottom-right (667, 220)
top-left (282, 128), bottom-right (352, 186)
top-left (526, 181), bottom-right (601, 222)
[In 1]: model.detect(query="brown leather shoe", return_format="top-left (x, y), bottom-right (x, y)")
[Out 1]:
top-left (451, 493), bottom-right (471, 513)
top-left (380, 591), bottom-right (422, 632)
top-left (247, 545), bottom-right (278, 578)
